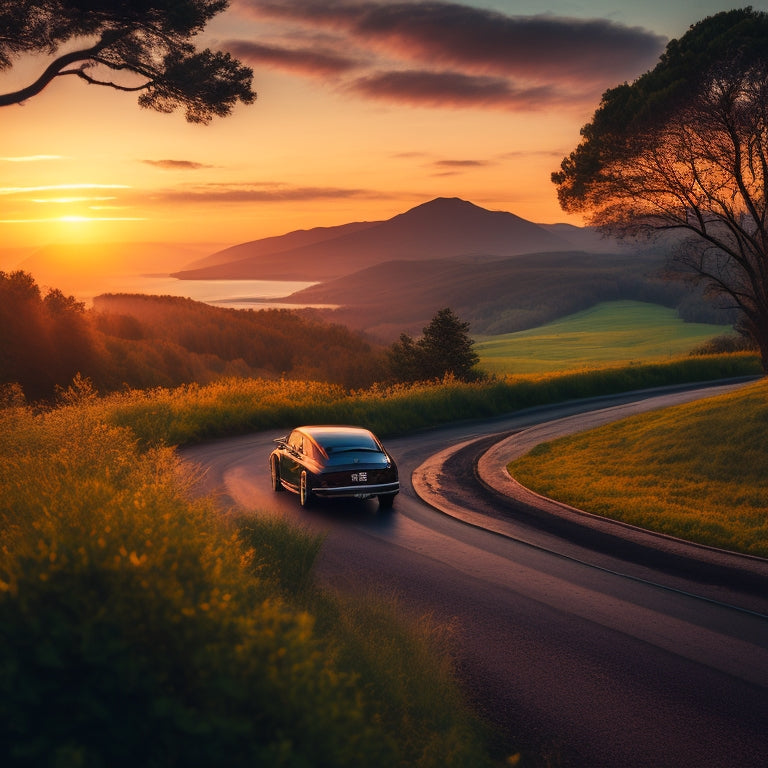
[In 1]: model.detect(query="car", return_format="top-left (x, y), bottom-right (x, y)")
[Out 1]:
top-left (269, 425), bottom-right (399, 508)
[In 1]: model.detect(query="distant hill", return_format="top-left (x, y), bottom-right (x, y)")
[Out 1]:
top-left (172, 198), bottom-right (602, 281)
top-left (281, 250), bottom-right (694, 341)
top-left (180, 220), bottom-right (378, 271)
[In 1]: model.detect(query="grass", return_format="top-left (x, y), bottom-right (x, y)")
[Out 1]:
top-left (475, 300), bottom-right (733, 374)
top-left (508, 377), bottom-right (768, 557)
top-left (97, 352), bottom-right (760, 447)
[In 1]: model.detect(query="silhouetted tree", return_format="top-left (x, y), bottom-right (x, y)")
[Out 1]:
top-left (388, 308), bottom-right (480, 382)
top-left (552, 9), bottom-right (768, 370)
top-left (0, 271), bottom-right (49, 399)
top-left (43, 289), bottom-right (96, 391)
top-left (0, 0), bottom-right (255, 122)
top-left (387, 333), bottom-right (423, 383)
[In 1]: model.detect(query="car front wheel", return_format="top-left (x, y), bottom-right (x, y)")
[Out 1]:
top-left (299, 471), bottom-right (313, 507)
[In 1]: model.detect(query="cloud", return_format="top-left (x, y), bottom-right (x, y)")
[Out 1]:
top-left (430, 157), bottom-right (492, 177)
top-left (142, 159), bottom-right (214, 170)
top-left (146, 183), bottom-right (381, 204)
top-left (224, 40), bottom-right (359, 76)
top-left (0, 155), bottom-right (63, 163)
top-left (349, 69), bottom-right (561, 109)
top-left (433, 159), bottom-right (490, 169)
top-left (0, 184), bottom-right (130, 196)
top-left (233, 0), bottom-right (666, 108)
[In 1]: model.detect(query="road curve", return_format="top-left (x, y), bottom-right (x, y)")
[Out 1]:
top-left (181, 381), bottom-right (768, 768)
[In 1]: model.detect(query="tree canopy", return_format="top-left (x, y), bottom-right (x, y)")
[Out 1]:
top-left (0, 0), bottom-right (255, 122)
top-left (552, 8), bottom-right (768, 368)
top-left (388, 308), bottom-right (480, 383)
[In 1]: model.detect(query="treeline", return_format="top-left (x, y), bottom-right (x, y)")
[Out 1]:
top-left (0, 272), bottom-right (389, 401)
top-left (92, 293), bottom-right (387, 390)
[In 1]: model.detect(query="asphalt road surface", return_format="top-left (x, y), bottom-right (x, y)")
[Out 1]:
top-left (181, 381), bottom-right (768, 768)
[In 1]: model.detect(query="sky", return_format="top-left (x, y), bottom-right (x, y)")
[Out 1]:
top-left (1, 0), bottom-right (763, 256)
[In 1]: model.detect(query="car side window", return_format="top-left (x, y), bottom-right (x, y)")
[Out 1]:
top-left (305, 441), bottom-right (320, 462)
top-left (288, 431), bottom-right (303, 453)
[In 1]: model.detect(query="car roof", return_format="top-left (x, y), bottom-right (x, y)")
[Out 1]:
top-left (297, 426), bottom-right (381, 451)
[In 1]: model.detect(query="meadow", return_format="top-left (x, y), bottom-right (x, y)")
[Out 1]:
top-left (475, 300), bottom-right (733, 374)
top-left (508, 376), bottom-right (768, 558)
top-left (0, 353), bottom-right (762, 766)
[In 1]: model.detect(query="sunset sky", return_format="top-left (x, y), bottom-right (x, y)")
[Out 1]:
top-left (1, 0), bottom-right (760, 255)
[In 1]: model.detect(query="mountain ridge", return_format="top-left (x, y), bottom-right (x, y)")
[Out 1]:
top-left (172, 197), bottom-right (616, 281)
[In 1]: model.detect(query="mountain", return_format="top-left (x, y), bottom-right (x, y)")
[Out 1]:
top-left (280, 250), bottom-right (684, 341)
top-left (172, 198), bottom-right (577, 281)
top-left (180, 220), bottom-right (378, 271)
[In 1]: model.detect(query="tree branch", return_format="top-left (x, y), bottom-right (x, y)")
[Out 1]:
top-left (60, 68), bottom-right (153, 93)
top-left (0, 28), bottom-right (125, 107)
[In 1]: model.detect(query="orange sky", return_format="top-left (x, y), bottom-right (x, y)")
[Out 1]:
top-left (0, 1), bottom-right (747, 257)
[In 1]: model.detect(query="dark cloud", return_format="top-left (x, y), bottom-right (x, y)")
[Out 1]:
top-left (236, 1), bottom-right (666, 87)
top-left (143, 159), bottom-right (212, 170)
top-left (349, 69), bottom-right (560, 109)
top-left (224, 40), bottom-right (358, 76)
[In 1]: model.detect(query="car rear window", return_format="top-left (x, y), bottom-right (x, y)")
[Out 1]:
top-left (315, 431), bottom-right (381, 454)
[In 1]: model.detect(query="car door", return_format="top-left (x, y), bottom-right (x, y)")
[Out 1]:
top-left (282, 430), bottom-right (305, 491)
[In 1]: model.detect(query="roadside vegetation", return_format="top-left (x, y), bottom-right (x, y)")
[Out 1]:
top-left (508, 377), bottom-right (768, 558)
top-left (82, 352), bottom-right (756, 448)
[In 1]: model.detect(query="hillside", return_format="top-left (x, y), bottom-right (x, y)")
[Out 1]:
top-left (180, 220), bottom-right (378, 271)
top-left (281, 250), bottom-right (690, 341)
top-left (475, 301), bottom-right (733, 374)
top-left (172, 198), bottom-right (595, 281)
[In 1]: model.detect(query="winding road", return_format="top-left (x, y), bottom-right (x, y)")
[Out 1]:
top-left (182, 381), bottom-right (768, 768)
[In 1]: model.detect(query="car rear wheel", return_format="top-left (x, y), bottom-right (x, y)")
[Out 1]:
top-left (270, 455), bottom-right (282, 492)
top-left (378, 493), bottom-right (396, 509)
top-left (299, 471), bottom-right (313, 507)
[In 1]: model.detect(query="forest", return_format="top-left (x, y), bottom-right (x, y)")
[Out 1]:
top-left (0, 272), bottom-right (389, 401)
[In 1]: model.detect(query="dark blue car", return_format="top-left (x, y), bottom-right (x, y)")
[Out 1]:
top-left (270, 425), bottom-right (399, 508)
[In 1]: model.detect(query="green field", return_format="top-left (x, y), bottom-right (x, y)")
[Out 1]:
top-left (475, 300), bottom-right (732, 374)
top-left (508, 377), bottom-right (768, 557)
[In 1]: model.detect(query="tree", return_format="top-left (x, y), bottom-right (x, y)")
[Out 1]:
top-left (552, 8), bottom-right (768, 370)
top-left (0, 0), bottom-right (255, 123)
top-left (0, 271), bottom-right (98, 400)
top-left (388, 308), bottom-right (480, 382)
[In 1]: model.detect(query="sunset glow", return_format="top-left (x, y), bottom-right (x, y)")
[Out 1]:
top-left (0, 0), bottom-right (745, 262)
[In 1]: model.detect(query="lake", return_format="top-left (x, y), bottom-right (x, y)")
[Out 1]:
top-left (82, 276), bottom-right (328, 309)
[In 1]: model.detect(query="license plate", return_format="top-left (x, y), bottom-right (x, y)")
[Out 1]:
top-left (350, 472), bottom-right (368, 483)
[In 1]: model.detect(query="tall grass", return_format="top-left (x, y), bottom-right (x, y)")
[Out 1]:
top-left (508, 377), bottom-right (768, 557)
top-left (97, 353), bottom-right (760, 447)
